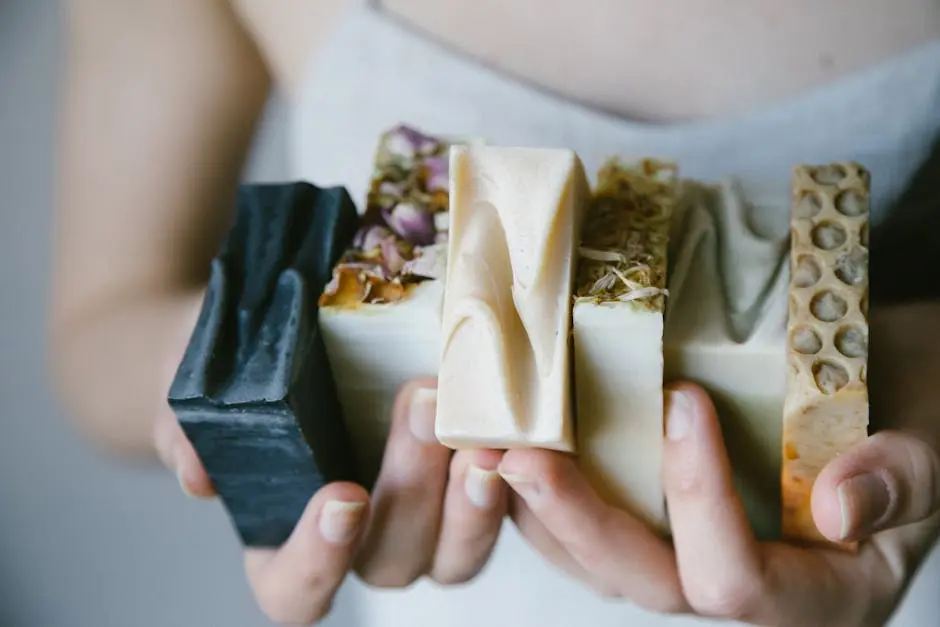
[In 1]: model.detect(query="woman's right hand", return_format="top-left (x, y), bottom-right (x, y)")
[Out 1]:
top-left (154, 378), bottom-right (508, 625)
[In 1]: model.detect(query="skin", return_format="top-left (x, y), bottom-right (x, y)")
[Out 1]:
top-left (50, 0), bottom-right (940, 624)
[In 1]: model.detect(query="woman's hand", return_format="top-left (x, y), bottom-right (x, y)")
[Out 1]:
top-left (154, 379), bottom-right (508, 625)
top-left (498, 303), bottom-right (940, 626)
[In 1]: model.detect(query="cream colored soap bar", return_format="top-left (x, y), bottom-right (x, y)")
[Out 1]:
top-left (663, 176), bottom-right (790, 539)
top-left (435, 145), bottom-right (590, 450)
top-left (782, 163), bottom-right (870, 546)
top-left (573, 159), bottom-right (678, 532)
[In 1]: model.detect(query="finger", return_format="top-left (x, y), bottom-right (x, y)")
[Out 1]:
top-left (498, 449), bottom-right (686, 613)
top-left (661, 383), bottom-right (765, 619)
top-left (507, 491), bottom-right (594, 583)
top-left (153, 404), bottom-right (215, 498)
top-left (354, 378), bottom-right (452, 587)
top-left (662, 383), bottom-right (882, 625)
top-left (245, 482), bottom-right (369, 626)
top-left (429, 449), bottom-right (508, 584)
top-left (812, 430), bottom-right (940, 542)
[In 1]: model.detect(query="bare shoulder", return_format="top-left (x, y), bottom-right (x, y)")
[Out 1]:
top-left (230, 0), bottom-right (347, 93)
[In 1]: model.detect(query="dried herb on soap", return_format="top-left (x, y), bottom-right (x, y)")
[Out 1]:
top-left (575, 158), bottom-right (679, 312)
top-left (320, 124), bottom-right (451, 306)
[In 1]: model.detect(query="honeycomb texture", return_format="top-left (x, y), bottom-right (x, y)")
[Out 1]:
top-left (782, 163), bottom-right (870, 547)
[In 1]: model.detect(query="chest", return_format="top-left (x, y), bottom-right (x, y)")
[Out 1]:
top-left (381, 0), bottom-right (940, 120)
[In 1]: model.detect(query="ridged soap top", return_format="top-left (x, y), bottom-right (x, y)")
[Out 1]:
top-left (169, 182), bottom-right (359, 406)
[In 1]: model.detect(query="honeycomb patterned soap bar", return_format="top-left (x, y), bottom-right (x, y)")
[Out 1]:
top-left (782, 163), bottom-right (870, 547)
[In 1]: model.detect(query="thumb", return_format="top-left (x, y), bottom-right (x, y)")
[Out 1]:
top-left (811, 431), bottom-right (940, 542)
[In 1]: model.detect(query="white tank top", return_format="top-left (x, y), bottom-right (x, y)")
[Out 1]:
top-left (289, 4), bottom-right (940, 626)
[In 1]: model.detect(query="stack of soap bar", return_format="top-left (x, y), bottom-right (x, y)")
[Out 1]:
top-left (436, 145), bottom-right (590, 450)
top-left (572, 159), bottom-right (678, 532)
top-left (662, 177), bottom-right (790, 539)
top-left (319, 125), bottom-right (457, 485)
top-left (782, 163), bottom-right (870, 546)
top-left (168, 182), bottom-right (360, 547)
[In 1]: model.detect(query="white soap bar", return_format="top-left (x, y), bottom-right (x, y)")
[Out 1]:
top-left (320, 281), bottom-right (443, 483)
top-left (436, 145), bottom-right (590, 450)
top-left (319, 125), bottom-right (455, 484)
top-left (572, 159), bottom-right (677, 532)
top-left (663, 177), bottom-right (790, 539)
top-left (782, 163), bottom-right (870, 548)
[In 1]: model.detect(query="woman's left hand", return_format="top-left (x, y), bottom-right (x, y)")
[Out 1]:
top-left (498, 302), bottom-right (940, 626)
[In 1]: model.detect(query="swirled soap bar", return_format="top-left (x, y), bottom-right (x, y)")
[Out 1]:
top-left (435, 145), bottom-right (590, 450)
top-left (782, 163), bottom-right (870, 547)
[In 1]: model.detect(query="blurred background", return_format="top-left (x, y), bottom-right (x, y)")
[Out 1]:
top-left (0, 2), bottom-right (352, 625)
top-left (1, 2), bottom-right (938, 626)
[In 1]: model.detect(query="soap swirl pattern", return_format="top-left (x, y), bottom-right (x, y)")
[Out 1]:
top-left (667, 177), bottom-right (790, 345)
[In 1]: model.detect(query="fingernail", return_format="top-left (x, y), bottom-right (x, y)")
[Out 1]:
top-left (320, 500), bottom-right (366, 545)
top-left (665, 390), bottom-right (692, 441)
top-left (409, 386), bottom-right (439, 444)
top-left (174, 451), bottom-right (199, 499)
top-left (837, 472), bottom-right (892, 540)
top-left (465, 465), bottom-right (500, 509)
top-left (177, 468), bottom-right (197, 498)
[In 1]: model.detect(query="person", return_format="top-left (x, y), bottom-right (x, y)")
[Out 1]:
top-left (50, 0), bottom-right (940, 625)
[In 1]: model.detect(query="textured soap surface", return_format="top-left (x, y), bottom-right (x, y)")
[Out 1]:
top-left (782, 163), bottom-right (870, 547)
top-left (573, 159), bottom-right (677, 532)
top-left (168, 182), bottom-right (360, 547)
top-left (436, 145), bottom-right (590, 450)
top-left (319, 125), bottom-right (455, 486)
top-left (663, 176), bottom-right (790, 540)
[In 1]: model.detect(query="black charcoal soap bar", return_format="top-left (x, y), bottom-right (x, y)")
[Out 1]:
top-left (168, 182), bottom-right (360, 547)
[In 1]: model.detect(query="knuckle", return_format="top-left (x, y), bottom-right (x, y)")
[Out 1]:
top-left (527, 453), bottom-right (571, 495)
top-left (665, 457), bottom-right (704, 498)
top-left (685, 579), bottom-right (760, 620)
top-left (246, 559), bottom-right (334, 626)
top-left (589, 581), bottom-right (686, 616)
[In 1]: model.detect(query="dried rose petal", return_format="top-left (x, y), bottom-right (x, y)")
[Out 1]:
top-left (384, 130), bottom-right (416, 161)
top-left (379, 181), bottom-right (404, 197)
top-left (425, 155), bottom-right (449, 192)
top-left (354, 225), bottom-right (393, 252)
top-left (324, 125), bottom-right (456, 308)
top-left (383, 202), bottom-right (436, 246)
top-left (402, 243), bottom-right (448, 280)
top-left (393, 124), bottom-right (439, 156)
top-left (381, 235), bottom-right (407, 275)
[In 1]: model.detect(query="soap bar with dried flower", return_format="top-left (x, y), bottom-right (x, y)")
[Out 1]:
top-left (319, 125), bottom-right (460, 485)
top-left (782, 163), bottom-right (870, 547)
top-left (572, 159), bottom-right (678, 532)
top-left (168, 182), bottom-right (360, 547)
